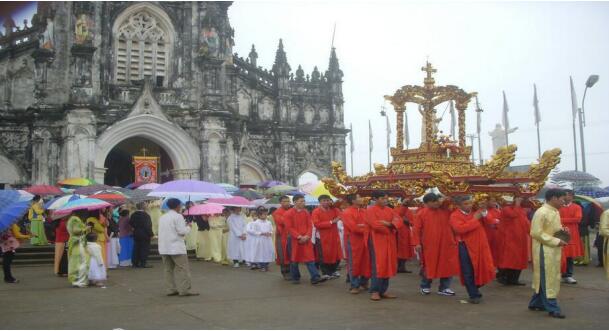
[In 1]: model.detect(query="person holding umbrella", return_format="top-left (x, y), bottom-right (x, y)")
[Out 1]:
top-left (0, 201), bottom-right (33, 283)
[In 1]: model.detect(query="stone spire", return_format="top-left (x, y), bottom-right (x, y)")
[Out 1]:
top-left (326, 47), bottom-right (343, 83)
top-left (272, 39), bottom-right (291, 77)
top-left (248, 44), bottom-right (258, 67)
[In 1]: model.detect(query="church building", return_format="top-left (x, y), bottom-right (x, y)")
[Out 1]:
top-left (0, 1), bottom-right (347, 187)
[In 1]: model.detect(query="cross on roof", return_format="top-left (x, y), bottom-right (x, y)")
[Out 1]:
top-left (421, 61), bottom-right (437, 81)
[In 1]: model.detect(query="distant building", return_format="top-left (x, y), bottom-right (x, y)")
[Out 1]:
top-left (0, 2), bottom-right (347, 187)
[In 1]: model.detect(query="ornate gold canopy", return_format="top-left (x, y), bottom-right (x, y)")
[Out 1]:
top-left (323, 63), bottom-right (561, 199)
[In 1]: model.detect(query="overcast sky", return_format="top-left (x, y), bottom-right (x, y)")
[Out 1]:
top-left (230, 0), bottom-right (609, 187)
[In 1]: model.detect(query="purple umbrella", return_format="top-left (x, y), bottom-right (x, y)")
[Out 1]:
top-left (257, 180), bottom-right (286, 189)
top-left (148, 180), bottom-right (231, 199)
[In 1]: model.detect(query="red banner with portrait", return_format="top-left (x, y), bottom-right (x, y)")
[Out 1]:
top-left (133, 156), bottom-right (159, 183)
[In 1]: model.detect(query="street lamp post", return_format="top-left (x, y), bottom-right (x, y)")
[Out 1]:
top-left (380, 105), bottom-right (390, 164)
top-left (579, 74), bottom-right (599, 172)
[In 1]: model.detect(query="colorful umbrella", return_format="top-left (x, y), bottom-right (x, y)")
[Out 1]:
top-left (125, 182), bottom-right (148, 189)
top-left (0, 201), bottom-right (30, 232)
top-left (574, 195), bottom-right (604, 213)
top-left (207, 196), bottom-right (255, 208)
top-left (185, 203), bottom-right (225, 216)
top-left (298, 181), bottom-right (320, 194)
top-left (123, 189), bottom-right (158, 203)
top-left (137, 183), bottom-right (161, 190)
top-left (53, 198), bottom-right (112, 217)
top-left (310, 183), bottom-right (335, 199)
top-left (217, 183), bottom-right (239, 193)
top-left (0, 190), bottom-right (21, 211)
top-left (17, 190), bottom-right (34, 201)
top-left (74, 184), bottom-right (113, 195)
top-left (257, 180), bottom-right (286, 189)
top-left (232, 189), bottom-right (264, 201)
top-left (24, 185), bottom-right (63, 196)
top-left (148, 180), bottom-right (231, 199)
top-left (266, 185), bottom-right (297, 195)
top-left (57, 178), bottom-right (96, 187)
top-left (45, 194), bottom-right (86, 210)
top-left (89, 193), bottom-right (127, 206)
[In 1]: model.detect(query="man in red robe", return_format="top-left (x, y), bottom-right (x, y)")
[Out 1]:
top-left (395, 199), bottom-right (415, 273)
top-left (341, 193), bottom-right (370, 294)
top-left (284, 194), bottom-right (325, 285)
top-left (312, 195), bottom-right (343, 279)
top-left (366, 191), bottom-right (403, 301)
top-left (272, 195), bottom-right (292, 280)
top-left (413, 193), bottom-right (459, 296)
top-left (559, 189), bottom-right (583, 284)
top-left (477, 196), bottom-right (501, 265)
top-left (449, 195), bottom-right (496, 304)
top-left (496, 196), bottom-right (530, 286)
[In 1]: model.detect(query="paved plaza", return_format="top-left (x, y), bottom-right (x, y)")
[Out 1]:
top-left (2, 258), bottom-right (609, 329)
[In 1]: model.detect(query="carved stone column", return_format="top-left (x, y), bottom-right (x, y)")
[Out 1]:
top-left (456, 101), bottom-right (467, 148)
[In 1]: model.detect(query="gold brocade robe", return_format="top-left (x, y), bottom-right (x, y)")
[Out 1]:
top-left (599, 210), bottom-right (609, 280)
top-left (530, 203), bottom-right (562, 299)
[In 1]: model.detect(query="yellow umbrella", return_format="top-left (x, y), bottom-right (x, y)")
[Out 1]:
top-left (311, 183), bottom-right (335, 199)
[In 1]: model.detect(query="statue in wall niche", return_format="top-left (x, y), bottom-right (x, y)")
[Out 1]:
top-left (41, 17), bottom-right (54, 50)
top-left (74, 13), bottom-right (93, 45)
top-left (199, 27), bottom-right (219, 58)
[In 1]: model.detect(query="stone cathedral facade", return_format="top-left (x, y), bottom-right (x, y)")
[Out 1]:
top-left (0, 1), bottom-right (347, 187)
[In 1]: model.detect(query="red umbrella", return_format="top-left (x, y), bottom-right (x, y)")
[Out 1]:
top-left (24, 185), bottom-right (63, 196)
top-left (89, 193), bottom-right (127, 206)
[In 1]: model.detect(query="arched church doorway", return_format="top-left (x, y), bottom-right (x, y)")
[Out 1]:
top-left (298, 171), bottom-right (319, 186)
top-left (103, 137), bottom-right (174, 186)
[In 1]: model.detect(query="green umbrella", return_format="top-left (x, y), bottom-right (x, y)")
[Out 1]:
top-left (266, 185), bottom-right (296, 195)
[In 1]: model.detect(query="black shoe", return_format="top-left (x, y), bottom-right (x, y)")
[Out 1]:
top-left (510, 281), bottom-right (526, 286)
top-left (528, 306), bottom-right (544, 311)
top-left (166, 292), bottom-right (179, 296)
top-left (311, 277), bottom-right (327, 285)
top-left (468, 297), bottom-right (481, 304)
top-left (549, 312), bottom-right (566, 319)
top-left (497, 278), bottom-right (508, 285)
top-left (4, 279), bottom-right (19, 284)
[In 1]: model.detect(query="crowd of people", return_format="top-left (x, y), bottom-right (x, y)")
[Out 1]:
top-left (2, 188), bottom-right (609, 320)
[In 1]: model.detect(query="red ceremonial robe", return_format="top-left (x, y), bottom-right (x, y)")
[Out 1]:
top-left (449, 210), bottom-right (496, 286)
top-left (341, 206), bottom-right (371, 278)
top-left (312, 207), bottom-right (343, 263)
top-left (395, 206), bottom-right (415, 260)
top-left (284, 208), bottom-right (315, 263)
top-left (366, 205), bottom-right (403, 278)
top-left (482, 207), bottom-right (501, 265)
top-left (272, 207), bottom-right (291, 265)
top-left (560, 203), bottom-right (583, 258)
top-left (413, 206), bottom-right (460, 279)
top-left (496, 205), bottom-right (530, 270)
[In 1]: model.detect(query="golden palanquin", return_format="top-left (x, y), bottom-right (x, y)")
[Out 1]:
top-left (324, 63), bottom-right (561, 199)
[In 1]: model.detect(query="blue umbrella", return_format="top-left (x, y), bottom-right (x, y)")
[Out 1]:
top-left (0, 201), bottom-right (30, 232)
top-left (0, 189), bottom-right (20, 211)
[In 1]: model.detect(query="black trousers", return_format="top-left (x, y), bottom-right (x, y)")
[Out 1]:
top-left (58, 245), bottom-right (68, 275)
top-left (497, 268), bottom-right (522, 284)
top-left (2, 251), bottom-right (15, 281)
top-left (132, 239), bottom-right (151, 267)
top-left (320, 261), bottom-right (340, 276)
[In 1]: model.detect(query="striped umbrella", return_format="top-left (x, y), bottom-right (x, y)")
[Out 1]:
top-left (53, 198), bottom-right (112, 218)
top-left (45, 194), bottom-right (86, 210)
top-left (89, 192), bottom-right (127, 206)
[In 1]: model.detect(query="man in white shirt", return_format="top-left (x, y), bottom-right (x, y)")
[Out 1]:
top-left (158, 198), bottom-right (199, 296)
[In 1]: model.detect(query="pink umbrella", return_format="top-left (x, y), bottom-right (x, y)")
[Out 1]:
top-left (138, 183), bottom-right (161, 190)
top-left (185, 203), bottom-right (225, 216)
top-left (207, 196), bottom-right (255, 208)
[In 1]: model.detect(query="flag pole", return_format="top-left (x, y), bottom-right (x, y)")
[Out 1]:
top-left (368, 119), bottom-right (372, 173)
top-left (569, 76), bottom-right (579, 171)
top-left (349, 123), bottom-right (354, 176)
top-left (475, 96), bottom-right (483, 165)
top-left (533, 84), bottom-right (542, 159)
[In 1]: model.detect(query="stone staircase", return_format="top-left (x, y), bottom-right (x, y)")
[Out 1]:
top-left (10, 243), bottom-right (196, 265)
